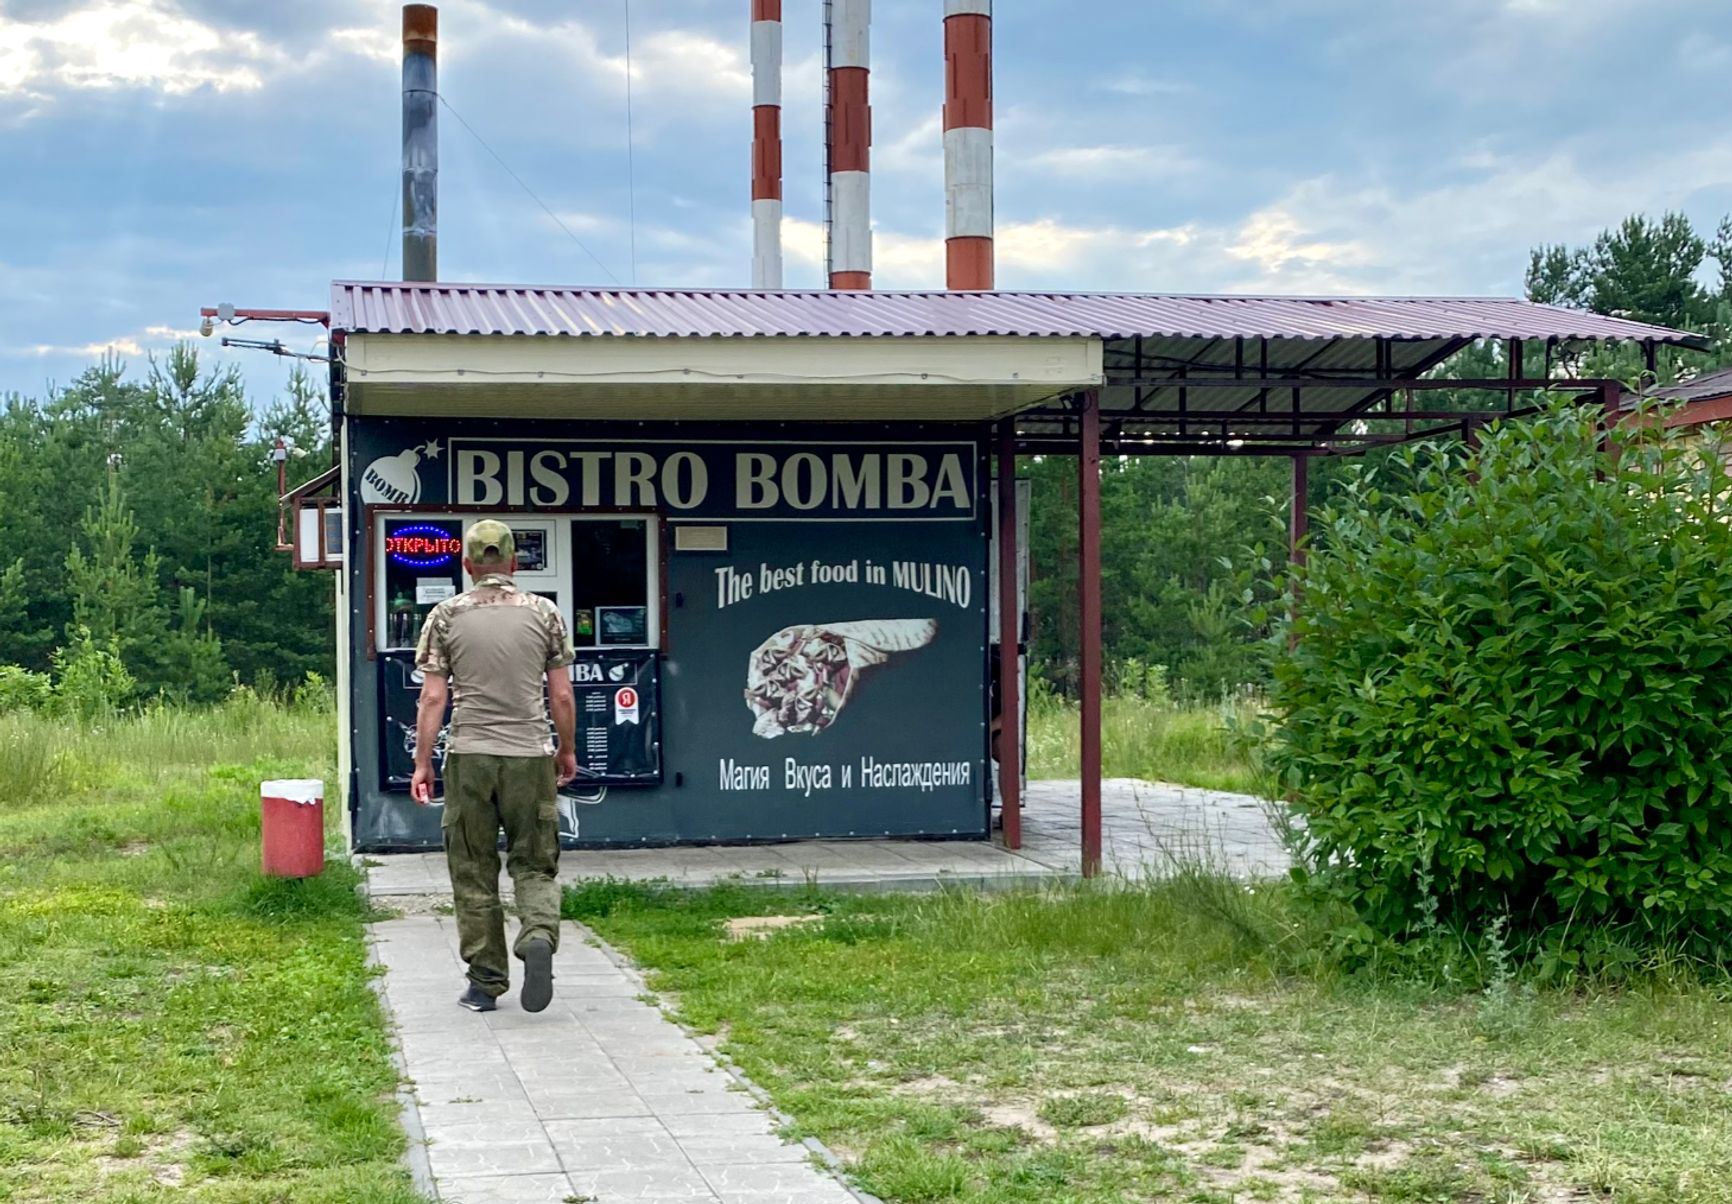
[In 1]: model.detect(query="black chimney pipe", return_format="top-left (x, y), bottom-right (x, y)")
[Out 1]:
top-left (402, 4), bottom-right (438, 282)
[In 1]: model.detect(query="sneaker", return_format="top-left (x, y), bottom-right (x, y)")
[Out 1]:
top-left (457, 984), bottom-right (498, 1012)
top-left (520, 937), bottom-right (555, 1014)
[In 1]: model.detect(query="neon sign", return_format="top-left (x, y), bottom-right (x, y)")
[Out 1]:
top-left (386, 524), bottom-right (462, 568)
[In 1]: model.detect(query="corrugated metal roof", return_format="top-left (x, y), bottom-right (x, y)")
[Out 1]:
top-left (1648, 366), bottom-right (1732, 403)
top-left (330, 281), bottom-right (1707, 347)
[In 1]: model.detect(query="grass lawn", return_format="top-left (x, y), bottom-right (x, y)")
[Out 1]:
top-left (0, 700), bottom-right (420, 1203)
top-left (1027, 694), bottom-right (1263, 796)
top-left (569, 879), bottom-right (1732, 1204)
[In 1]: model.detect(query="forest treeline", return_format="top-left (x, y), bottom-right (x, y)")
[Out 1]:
top-left (0, 213), bottom-right (1729, 703)
top-left (0, 350), bottom-right (334, 704)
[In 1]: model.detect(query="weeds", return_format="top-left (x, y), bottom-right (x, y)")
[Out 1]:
top-left (1027, 685), bottom-right (1264, 794)
top-left (0, 725), bottom-right (73, 808)
top-left (1474, 914), bottom-right (1538, 1039)
top-left (578, 877), bottom-right (1732, 1204)
top-left (0, 692), bottom-right (331, 816)
top-left (1039, 1093), bottom-right (1129, 1128)
top-left (0, 701), bottom-right (418, 1201)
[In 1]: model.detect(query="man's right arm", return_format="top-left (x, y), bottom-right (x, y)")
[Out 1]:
top-left (544, 604), bottom-right (578, 786)
top-left (411, 673), bottom-right (448, 804)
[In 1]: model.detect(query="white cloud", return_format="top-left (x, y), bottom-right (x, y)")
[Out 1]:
top-left (547, 210), bottom-right (617, 237)
top-left (781, 216), bottom-right (941, 288)
top-left (1226, 209), bottom-right (1371, 282)
top-left (14, 323), bottom-right (206, 359)
top-left (1029, 144), bottom-right (1198, 179)
top-left (633, 30), bottom-right (750, 101)
top-left (327, 25), bottom-right (400, 67)
top-left (459, 6), bottom-right (751, 104)
top-left (766, 132), bottom-right (1732, 298)
top-left (0, 1), bottom-right (274, 97)
top-left (877, 112), bottom-right (943, 177)
top-left (782, 214), bottom-right (1207, 291)
top-left (1003, 218), bottom-right (1191, 275)
top-left (1228, 139), bottom-right (1732, 294)
top-left (782, 215), bottom-right (824, 268)
top-left (1096, 73), bottom-right (1192, 98)
top-left (24, 336), bottom-right (144, 357)
top-left (1499, 0), bottom-right (1637, 13)
top-left (0, 0), bottom-right (750, 116)
top-left (1679, 31), bottom-right (1732, 73)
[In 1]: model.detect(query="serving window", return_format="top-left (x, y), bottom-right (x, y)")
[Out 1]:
top-left (371, 511), bottom-right (661, 654)
top-left (570, 517), bottom-right (653, 648)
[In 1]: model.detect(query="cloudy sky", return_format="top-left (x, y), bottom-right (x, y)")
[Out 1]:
top-left (2, 0), bottom-right (1729, 400)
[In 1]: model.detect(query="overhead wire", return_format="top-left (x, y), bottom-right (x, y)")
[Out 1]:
top-left (379, 179), bottom-right (399, 279)
top-left (435, 92), bottom-right (624, 286)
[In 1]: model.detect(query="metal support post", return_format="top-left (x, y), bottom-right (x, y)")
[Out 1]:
top-left (995, 419), bottom-right (1021, 850)
top-left (1288, 453), bottom-right (1307, 648)
top-left (1078, 391), bottom-right (1102, 878)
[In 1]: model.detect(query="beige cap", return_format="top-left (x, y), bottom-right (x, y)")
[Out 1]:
top-left (464, 519), bottom-right (516, 566)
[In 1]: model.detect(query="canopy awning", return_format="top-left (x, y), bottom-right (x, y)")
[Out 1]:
top-left (331, 282), bottom-right (1705, 447)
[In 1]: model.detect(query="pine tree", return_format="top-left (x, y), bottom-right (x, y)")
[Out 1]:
top-left (64, 468), bottom-right (228, 701)
top-left (0, 558), bottom-right (52, 668)
top-left (65, 467), bottom-right (168, 656)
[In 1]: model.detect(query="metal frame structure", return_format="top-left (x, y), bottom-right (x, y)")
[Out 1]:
top-left (226, 280), bottom-right (1710, 873)
top-left (992, 340), bottom-right (1650, 871)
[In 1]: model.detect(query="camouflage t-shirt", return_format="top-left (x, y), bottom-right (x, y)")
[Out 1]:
top-left (414, 573), bottom-right (577, 757)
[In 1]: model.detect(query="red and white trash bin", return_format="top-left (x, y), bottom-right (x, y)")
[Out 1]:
top-left (259, 779), bottom-right (326, 878)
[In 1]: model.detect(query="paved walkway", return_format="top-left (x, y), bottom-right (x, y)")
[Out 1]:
top-left (373, 916), bottom-right (868, 1203)
top-left (365, 779), bottom-right (1288, 901)
top-left (367, 780), bottom-right (1289, 1202)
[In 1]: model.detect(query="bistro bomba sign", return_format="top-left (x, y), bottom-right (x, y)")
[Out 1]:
top-left (359, 434), bottom-right (981, 521)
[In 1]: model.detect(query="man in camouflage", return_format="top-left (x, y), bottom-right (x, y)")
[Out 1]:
top-left (412, 520), bottom-right (578, 1013)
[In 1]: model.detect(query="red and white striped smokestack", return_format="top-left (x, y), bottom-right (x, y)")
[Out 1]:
top-left (750, 0), bottom-right (783, 289)
top-left (944, 0), bottom-right (993, 290)
top-left (827, 0), bottom-right (872, 290)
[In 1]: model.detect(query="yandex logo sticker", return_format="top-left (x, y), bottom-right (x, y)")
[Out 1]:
top-left (614, 686), bottom-right (641, 726)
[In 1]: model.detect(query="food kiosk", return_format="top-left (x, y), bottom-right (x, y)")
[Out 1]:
top-left (327, 282), bottom-right (1077, 852)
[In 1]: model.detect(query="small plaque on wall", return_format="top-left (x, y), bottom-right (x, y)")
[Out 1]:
top-left (511, 527), bottom-right (550, 573)
top-left (674, 525), bottom-right (728, 552)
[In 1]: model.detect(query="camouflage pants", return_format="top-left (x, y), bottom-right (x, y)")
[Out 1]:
top-left (442, 752), bottom-right (562, 998)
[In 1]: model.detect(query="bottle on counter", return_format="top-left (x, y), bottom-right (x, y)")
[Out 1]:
top-left (390, 592), bottom-right (416, 647)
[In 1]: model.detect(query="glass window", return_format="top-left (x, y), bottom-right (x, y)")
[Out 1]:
top-left (322, 507), bottom-right (344, 562)
top-left (380, 518), bottom-right (463, 649)
top-left (570, 518), bottom-right (651, 646)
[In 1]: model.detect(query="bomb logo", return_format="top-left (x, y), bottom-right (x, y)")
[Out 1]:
top-left (361, 440), bottom-right (442, 505)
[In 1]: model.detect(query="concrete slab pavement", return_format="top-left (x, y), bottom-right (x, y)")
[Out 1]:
top-left (372, 915), bottom-right (870, 1203)
top-left (363, 778), bottom-right (1289, 902)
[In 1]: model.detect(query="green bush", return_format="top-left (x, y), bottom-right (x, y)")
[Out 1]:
top-left (0, 665), bottom-right (52, 714)
top-left (1273, 401), bottom-right (1732, 954)
top-left (52, 626), bottom-right (136, 720)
